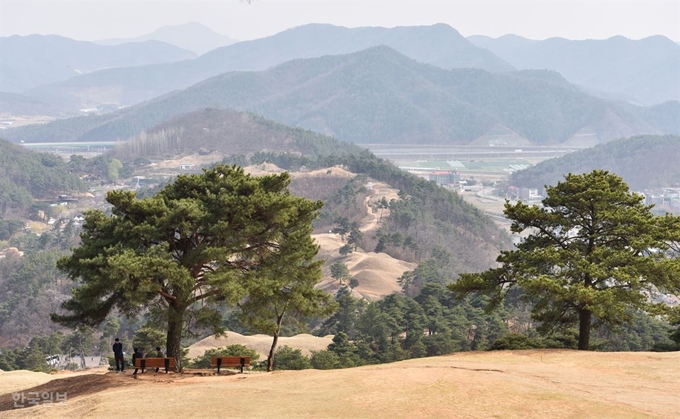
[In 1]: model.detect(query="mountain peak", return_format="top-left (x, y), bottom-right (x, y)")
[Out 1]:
top-left (94, 22), bottom-right (236, 55)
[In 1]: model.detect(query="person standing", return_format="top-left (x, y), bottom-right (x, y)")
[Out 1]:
top-left (113, 338), bottom-right (125, 373)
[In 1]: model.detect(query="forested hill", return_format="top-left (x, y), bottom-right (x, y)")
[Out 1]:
top-left (0, 139), bottom-right (86, 215)
top-left (114, 107), bottom-right (509, 275)
top-left (6, 47), bottom-right (677, 146)
top-left (24, 23), bottom-right (512, 113)
top-left (510, 135), bottom-right (680, 191)
top-left (111, 108), bottom-right (365, 160)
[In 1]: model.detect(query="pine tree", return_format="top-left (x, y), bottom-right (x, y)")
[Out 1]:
top-left (53, 165), bottom-right (330, 369)
top-left (451, 170), bottom-right (680, 350)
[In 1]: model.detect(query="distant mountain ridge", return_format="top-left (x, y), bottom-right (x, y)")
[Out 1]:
top-left (94, 22), bottom-right (237, 55)
top-left (468, 34), bottom-right (680, 106)
top-left (22, 23), bottom-right (514, 113)
top-left (0, 35), bottom-right (197, 94)
top-left (5, 47), bottom-right (677, 146)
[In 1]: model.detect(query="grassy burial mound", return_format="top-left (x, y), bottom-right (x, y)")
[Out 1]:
top-left (1, 350), bottom-right (679, 418)
top-left (187, 332), bottom-right (334, 359)
top-left (0, 370), bottom-right (57, 395)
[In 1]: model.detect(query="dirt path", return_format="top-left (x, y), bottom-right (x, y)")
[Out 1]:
top-left (312, 180), bottom-right (414, 301)
top-left (359, 196), bottom-right (378, 232)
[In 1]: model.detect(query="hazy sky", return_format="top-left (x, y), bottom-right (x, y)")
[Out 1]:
top-left (1, 0), bottom-right (679, 42)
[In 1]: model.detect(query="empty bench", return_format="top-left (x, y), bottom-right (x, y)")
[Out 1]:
top-left (211, 356), bottom-right (250, 373)
top-left (133, 357), bottom-right (176, 373)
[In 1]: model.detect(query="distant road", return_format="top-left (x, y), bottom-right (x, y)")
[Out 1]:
top-left (365, 144), bottom-right (579, 160)
top-left (20, 141), bottom-right (117, 155)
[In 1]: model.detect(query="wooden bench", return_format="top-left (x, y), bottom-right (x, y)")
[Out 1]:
top-left (133, 357), bottom-right (175, 373)
top-left (211, 356), bottom-right (250, 373)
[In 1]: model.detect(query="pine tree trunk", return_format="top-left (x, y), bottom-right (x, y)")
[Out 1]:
top-left (166, 305), bottom-right (185, 371)
top-left (266, 309), bottom-right (287, 372)
top-left (578, 308), bottom-right (591, 350)
top-left (267, 332), bottom-right (279, 372)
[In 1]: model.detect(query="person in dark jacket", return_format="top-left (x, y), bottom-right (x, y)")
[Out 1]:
top-left (154, 347), bottom-right (163, 372)
top-left (112, 338), bottom-right (124, 372)
top-left (132, 348), bottom-right (144, 375)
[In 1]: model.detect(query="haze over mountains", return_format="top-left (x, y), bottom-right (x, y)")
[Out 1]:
top-left (18, 23), bottom-right (515, 113)
top-left (2, 22), bottom-right (678, 149)
top-left (94, 22), bottom-right (238, 55)
top-left (0, 35), bottom-right (196, 94)
top-left (5, 46), bottom-right (678, 146)
top-left (468, 34), bottom-right (680, 105)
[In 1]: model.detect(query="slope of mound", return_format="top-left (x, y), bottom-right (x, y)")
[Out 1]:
top-left (0, 370), bottom-right (56, 395)
top-left (314, 234), bottom-right (416, 301)
top-left (2, 350), bottom-right (678, 418)
top-left (313, 180), bottom-right (416, 300)
top-left (0, 370), bottom-right (124, 412)
top-left (187, 332), bottom-right (333, 359)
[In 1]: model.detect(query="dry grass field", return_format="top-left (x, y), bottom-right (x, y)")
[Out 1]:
top-left (1, 350), bottom-right (678, 419)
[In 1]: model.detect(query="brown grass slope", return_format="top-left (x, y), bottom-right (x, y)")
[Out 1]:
top-left (1, 350), bottom-right (678, 419)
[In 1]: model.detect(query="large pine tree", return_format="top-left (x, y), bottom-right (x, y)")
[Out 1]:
top-left (53, 165), bottom-right (332, 368)
top-left (451, 170), bottom-right (680, 350)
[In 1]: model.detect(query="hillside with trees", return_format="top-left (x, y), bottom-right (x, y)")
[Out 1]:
top-left (110, 108), bottom-right (366, 160)
top-left (510, 135), bottom-right (680, 191)
top-left (2, 113), bottom-right (678, 375)
top-left (0, 139), bottom-right (86, 215)
top-left (468, 34), bottom-right (680, 105)
top-left (5, 47), bottom-right (677, 145)
top-left (112, 107), bottom-right (507, 275)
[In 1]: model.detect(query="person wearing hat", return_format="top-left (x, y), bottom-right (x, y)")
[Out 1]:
top-left (112, 338), bottom-right (125, 373)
